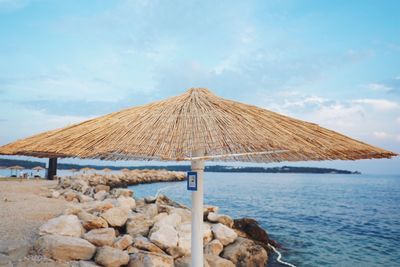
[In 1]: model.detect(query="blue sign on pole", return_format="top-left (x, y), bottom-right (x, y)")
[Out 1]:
top-left (187, 171), bottom-right (198, 191)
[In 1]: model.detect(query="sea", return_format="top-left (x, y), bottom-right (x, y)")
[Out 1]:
top-left (128, 173), bottom-right (400, 267)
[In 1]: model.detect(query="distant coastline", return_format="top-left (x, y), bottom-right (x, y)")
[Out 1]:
top-left (0, 158), bottom-right (360, 174)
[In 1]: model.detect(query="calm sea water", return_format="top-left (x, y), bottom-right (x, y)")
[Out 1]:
top-left (129, 173), bottom-right (400, 267)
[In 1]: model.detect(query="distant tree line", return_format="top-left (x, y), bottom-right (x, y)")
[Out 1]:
top-left (0, 158), bottom-right (360, 174)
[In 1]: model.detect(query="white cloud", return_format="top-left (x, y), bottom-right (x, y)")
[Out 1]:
top-left (396, 117), bottom-right (400, 124)
top-left (365, 83), bottom-right (392, 92)
top-left (352, 99), bottom-right (399, 111)
top-left (373, 131), bottom-right (392, 139)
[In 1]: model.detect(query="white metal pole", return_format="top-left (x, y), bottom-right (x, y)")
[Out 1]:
top-left (191, 149), bottom-right (204, 267)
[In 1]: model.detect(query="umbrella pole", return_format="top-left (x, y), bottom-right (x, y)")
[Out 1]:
top-left (191, 149), bottom-right (205, 267)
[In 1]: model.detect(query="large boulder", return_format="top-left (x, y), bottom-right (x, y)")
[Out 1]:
top-left (95, 185), bottom-right (110, 193)
top-left (204, 239), bottom-right (223, 256)
top-left (110, 188), bottom-right (133, 198)
top-left (94, 246), bottom-right (129, 267)
top-left (176, 223), bottom-right (212, 255)
top-left (94, 191), bottom-right (108, 201)
top-left (39, 215), bottom-right (83, 237)
top-left (126, 213), bottom-right (154, 237)
top-left (233, 218), bottom-right (277, 248)
top-left (128, 250), bottom-right (174, 267)
top-left (154, 213), bottom-right (181, 228)
top-left (78, 211), bottom-right (108, 230)
top-left (101, 207), bottom-right (129, 227)
top-left (83, 228), bottom-right (116, 247)
top-left (79, 261), bottom-right (101, 267)
top-left (136, 203), bottom-right (158, 218)
top-left (207, 213), bottom-right (233, 228)
top-left (206, 254), bottom-right (235, 267)
top-left (84, 201), bottom-right (114, 214)
top-left (132, 237), bottom-right (164, 254)
top-left (35, 234), bottom-right (96, 261)
top-left (211, 223), bottom-right (237, 246)
top-left (221, 237), bottom-right (268, 267)
top-left (174, 256), bottom-right (210, 267)
top-left (113, 235), bottom-right (134, 250)
top-left (149, 225), bottom-right (178, 250)
top-left (117, 196), bottom-right (136, 210)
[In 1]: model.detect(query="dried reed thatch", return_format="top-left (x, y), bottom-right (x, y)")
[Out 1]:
top-left (102, 168), bottom-right (112, 172)
top-left (8, 165), bottom-right (24, 170)
top-left (32, 166), bottom-right (45, 171)
top-left (0, 88), bottom-right (396, 162)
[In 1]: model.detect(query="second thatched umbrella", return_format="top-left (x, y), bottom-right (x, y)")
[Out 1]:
top-left (0, 88), bottom-right (396, 266)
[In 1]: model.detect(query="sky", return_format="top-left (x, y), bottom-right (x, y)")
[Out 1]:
top-left (0, 0), bottom-right (399, 174)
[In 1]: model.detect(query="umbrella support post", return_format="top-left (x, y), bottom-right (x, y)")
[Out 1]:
top-left (47, 158), bottom-right (58, 180)
top-left (191, 150), bottom-right (205, 267)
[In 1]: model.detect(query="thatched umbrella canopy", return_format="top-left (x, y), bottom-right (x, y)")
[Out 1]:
top-left (32, 166), bottom-right (45, 171)
top-left (8, 165), bottom-right (24, 177)
top-left (0, 88), bottom-right (395, 161)
top-left (80, 167), bottom-right (93, 174)
top-left (9, 165), bottom-right (24, 170)
top-left (0, 88), bottom-right (396, 266)
top-left (70, 168), bottom-right (78, 172)
top-left (120, 168), bottom-right (130, 173)
top-left (102, 168), bottom-right (112, 173)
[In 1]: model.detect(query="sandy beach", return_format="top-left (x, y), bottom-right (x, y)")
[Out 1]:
top-left (0, 180), bottom-right (66, 258)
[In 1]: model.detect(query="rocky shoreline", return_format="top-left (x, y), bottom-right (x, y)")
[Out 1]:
top-left (4, 174), bottom-right (276, 266)
top-left (64, 169), bottom-right (186, 188)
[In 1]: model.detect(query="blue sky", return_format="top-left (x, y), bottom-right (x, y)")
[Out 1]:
top-left (0, 0), bottom-right (399, 174)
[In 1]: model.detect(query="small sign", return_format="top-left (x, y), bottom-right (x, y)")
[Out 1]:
top-left (187, 171), bottom-right (198, 191)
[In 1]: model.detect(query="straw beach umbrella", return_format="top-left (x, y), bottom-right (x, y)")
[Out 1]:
top-left (80, 167), bottom-right (92, 174)
top-left (0, 88), bottom-right (396, 266)
top-left (8, 165), bottom-right (24, 177)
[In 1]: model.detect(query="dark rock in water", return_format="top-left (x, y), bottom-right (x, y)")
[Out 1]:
top-left (233, 218), bottom-right (279, 249)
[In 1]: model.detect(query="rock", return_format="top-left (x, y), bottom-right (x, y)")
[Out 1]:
top-left (113, 235), bottom-right (133, 250)
top-left (78, 211), bottom-right (108, 230)
top-left (0, 240), bottom-right (30, 261)
top-left (207, 213), bottom-right (233, 227)
top-left (204, 239), bottom-right (223, 256)
top-left (176, 222), bottom-right (212, 254)
top-left (39, 215), bottom-right (83, 237)
top-left (94, 246), bottom-right (129, 267)
top-left (126, 213), bottom-right (154, 237)
top-left (166, 246), bottom-right (186, 259)
top-left (51, 190), bottom-right (61, 199)
top-left (94, 191), bottom-right (108, 201)
top-left (203, 205), bottom-right (219, 218)
top-left (170, 208), bottom-right (191, 223)
top-left (174, 256), bottom-right (210, 267)
top-left (211, 223), bottom-right (237, 246)
top-left (154, 213), bottom-right (181, 228)
top-left (144, 196), bottom-right (156, 203)
top-left (149, 225), bottom-right (178, 250)
top-left (116, 196), bottom-right (136, 210)
top-left (128, 250), bottom-right (174, 267)
top-left (64, 191), bottom-right (78, 202)
top-left (110, 188), bottom-right (133, 198)
top-left (132, 237), bottom-right (164, 254)
top-left (83, 228), bottom-right (116, 247)
top-left (156, 194), bottom-right (187, 209)
top-left (79, 261), bottom-right (101, 267)
top-left (101, 207), bottom-right (129, 227)
top-left (0, 254), bottom-right (12, 267)
top-left (78, 194), bottom-right (94, 203)
top-left (126, 246), bottom-right (139, 254)
top-left (221, 237), bottom-right (268, 267)
top-left (85, 201), bottom-right (114, 213)
top-left (35, 234), bottom-right (96, 261)
top-left (71, 180), bottom-right (90, 193)
top-left (233, 218), bottom-right (275, 247)
top-left (136, 203), bottom-right (158, 218)
top-left (95, 184), bottom-right (110, 193)
top-left (206, 254), bottom-right (235, 267)
top-left (64, 206), bottom-right (83, 215)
